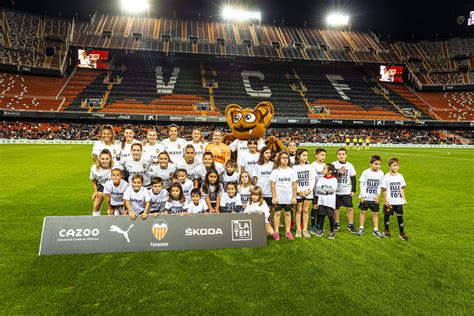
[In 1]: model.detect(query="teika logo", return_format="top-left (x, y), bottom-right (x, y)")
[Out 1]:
top-left (232, 220), bottom-right (252, 241)
top-left (110, 224), bottom-right (134, 243)
top-left (152, 220), bottom-right (168, 241)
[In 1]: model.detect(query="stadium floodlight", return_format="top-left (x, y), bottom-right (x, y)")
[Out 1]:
top-left (121, 0), bottom-right (149, 14)
top-left (326, 14), bottom-right (349, 27)
top-left (222, 6), bottom-right (261, 22)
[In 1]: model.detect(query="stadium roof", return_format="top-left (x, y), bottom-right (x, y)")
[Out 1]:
top-left (4, 0), bottom-right (473, 41)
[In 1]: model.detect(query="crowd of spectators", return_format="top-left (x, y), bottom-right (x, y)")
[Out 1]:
top-left (0, 121), bottom-right (471, 145)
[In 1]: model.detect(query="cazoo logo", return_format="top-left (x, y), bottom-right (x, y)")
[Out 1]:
top-left (59, 228), bottom-right (100, 238)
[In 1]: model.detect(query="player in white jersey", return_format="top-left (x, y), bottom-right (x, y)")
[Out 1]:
top-left (220, 182), bottom-right (243, 213)
top-left (89, 149), bottom-right (120, 216)
top-left (229, 138), bottom-right (265, 169)
top-left (252, 146), bottom-right (274, 212)
top-left (163, 182), bottom-right (188, 214)
top-left (270, 151), bottom-right (297, 241)
top-left (187, 129), bottom-right (208, 164)
top-left (315, 164), bottom-right (338, 239)
top-left (142, 129), bottom-right (165, 162)
top-left (104, 168), bottom-right (129, 215)
top-left (293, 149), bottom-right (316, 238)
top-left (148, 177), bottom-right (168, 215)
top-left (186, 189), bottom-right (209, 214)
top-left (194, 152), bottom-right (224, 187)
top-left (239, 138), bottom-right (260, 181)
top-left (381, 158), bottom-right (408, 241)
top-left (92, 125), bottom-right (120, 162)
top-left (161, 124), bottom-right (187, 165)
top-left (147, 152), bottom-right (177, 189)
top-left (120, 143), bottom-right (152, 187)
top-left (123, 175), bottom-right (150, 220)
top-left (357, 155), bottom-right (385, 238)
top-left (310, 148), bottom-right (326, 234)
top-left (220, 159), bottom-right (239, 189)
top-left (118, 124), bottom-right (140, 161)
top-left (287, 141), bottom-right (297, 165)
top-left (177, 144), bottom-right (200, 182)
top-left (332, 148), bottom-right (357, 234)
top-left (175, 169), bottom-right (194, 203)
top-left (244, 186), bottom-right (274, 236)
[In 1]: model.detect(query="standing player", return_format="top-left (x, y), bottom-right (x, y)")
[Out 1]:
top-left (121, 143), bottom-right (152, 188)
top-left (187, 128), bottom-right (208, 163)
top-left (357, 155), bottom-right (385, 238)
top-left (92, 125), bottom-right (120, 162)
top-left (177, 144), bottom-right (200, 182)
top-left (310, 148), bottom-right (326, 234)
top-left (104, 167), bottom-right (128, 215)
top-left (89, 149), bottom-right (118, 216)
top-left (270, 151), bottom-right (297, 240)
top-left (381, 158), bottom-right (408, 240)
top-left (332, 148), bottom-right (357, 233)
top-left (205, 130), bottom-right (231, 170)
top-left (194, 152), bottom-right (224, 187)
top-left (142, 129), bottom-right (164, 162)
top-left (119, 124), bottom-right (140, 161)
top-left (294, 148), bottom-right (316, 238)
top-left (161, 124), bottom-right (187, 165)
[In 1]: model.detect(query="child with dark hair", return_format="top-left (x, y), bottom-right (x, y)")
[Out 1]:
top-left (315, 164), bottom-right (338, 239)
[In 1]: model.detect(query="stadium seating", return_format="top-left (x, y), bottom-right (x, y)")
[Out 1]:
top-left (59, 70), bottom-right (103, 111)
top-left (0, 72), bottom-right (66, 111)
top-left (382, 83), bottom-right (435, 120)
top-left (417, 91), bottom-right (474, 121)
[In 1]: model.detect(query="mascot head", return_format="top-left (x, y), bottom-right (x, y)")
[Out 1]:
top-left (225, 101), bottom-right (274, 140)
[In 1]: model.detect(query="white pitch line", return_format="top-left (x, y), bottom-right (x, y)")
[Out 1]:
top-left (372, 150), bottom-right (474, 161)
top-left (0, 146), bottom-right (73, 152)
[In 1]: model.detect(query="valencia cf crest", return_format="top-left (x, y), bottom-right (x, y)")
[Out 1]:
top-left (113, 150), bottom-right (116, 154)
top-left (178, 145), bottom-right (181, 149)
top-left (143, 164), bottom-right (147, 169)
top-left (200, 145), bottom-right (203, 149)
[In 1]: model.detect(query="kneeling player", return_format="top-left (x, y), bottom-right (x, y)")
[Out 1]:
top-left (357, 155), bottom-right (384, 238)
top-left (381, 158), bottom-right (408, 241)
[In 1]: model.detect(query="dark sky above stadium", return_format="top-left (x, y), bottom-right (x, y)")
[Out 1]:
top-left (5, 0), bottom-right (474, 40)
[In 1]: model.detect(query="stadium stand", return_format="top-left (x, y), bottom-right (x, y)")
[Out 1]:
top-left (417, 91), bottom-right (474, 121)
top-left (0, 72), bottom-right (66, 111)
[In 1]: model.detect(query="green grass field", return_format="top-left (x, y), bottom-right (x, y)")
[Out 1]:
top-left (1, 144), bottom-right (473, 314)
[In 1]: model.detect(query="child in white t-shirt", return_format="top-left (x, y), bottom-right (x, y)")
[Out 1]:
top-left (148, 177), bottom-right (168, 215)
top-left (186, 189), bottom-right (209, 214)
top-left (163, 182), bottom-right (188, 215)
top-left (104, 167), bottom-right (129, 216)
top-left (270, 151), bottom-right (297, 241)
top-left (381, 157), bottom-right (408, 241)
top-left (315, 164), bottom-right (338, 239)
top-left (123, 175), bottom-right (150, 220)
top-left (244, 186), bottom-right (274, 236)
top-left (220, 182), bottom-right (243, 213)
top-left (293, 148), bottom-right (316, 238)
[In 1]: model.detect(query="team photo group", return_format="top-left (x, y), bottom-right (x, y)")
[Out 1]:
top-left (90, 123), bottom-right (409, 241)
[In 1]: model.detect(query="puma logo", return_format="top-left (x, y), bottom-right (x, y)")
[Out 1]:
top-left (110, 224), bottom-right (134, 243)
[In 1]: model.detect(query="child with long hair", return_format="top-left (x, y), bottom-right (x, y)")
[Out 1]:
top-left (238, 171), bottom-right (253, 209)
top-left (123, 174), bottom-right (150, 220)
top-left (201, 169), bottom-right (223, 213)
top-left (270, 151), bottom-right (297, 240)
top-left (163, 182), bottom-right (187, 214)
top-left (315, 164), bottom-right (338, 239)
top-left (220, 182), bottom-right (243, 213)
top-left (244, 186), bottom-right (274, 236)
top-left (294, 148), bottom-right (316, 238)
top-left (194, 151), bottom-right (223, 188)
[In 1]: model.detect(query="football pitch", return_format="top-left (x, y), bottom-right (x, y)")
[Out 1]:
top-left (0, 144), bottom-right (473, 314)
